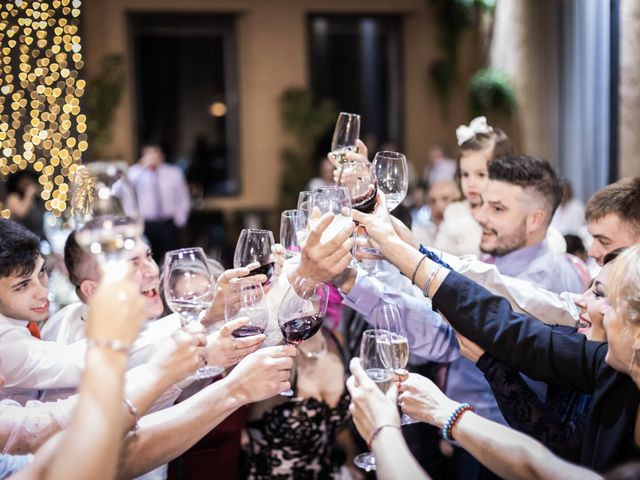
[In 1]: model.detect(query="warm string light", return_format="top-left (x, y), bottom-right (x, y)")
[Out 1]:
top-left (0, 0), bottom-right (84, 216)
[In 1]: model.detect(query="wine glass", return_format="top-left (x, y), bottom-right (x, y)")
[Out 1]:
top-left (277, 277), bottom-right (329, 396)
top-left (308, 186), bottom-right (353, 244)
top-left (373, 151), bottom-right (409, 212)
top-left (338, 160), bottom-right (377, 215)
top-left (374, 304), bottom-right (415, 425)
top-left (330, 112), bottom-right (361, 165)
top-left (233, 229), bottom-right (275, 285)
top-left (70, 161), bottom-right (142, 275)
top-left (354, 329), bottom-right (395, 472)
top-left (163, 247), bottom-right (223, 379)
top-left (280, 209), bottom-right (303, 260)
top-left (224, 278), bottom-right (269, 338)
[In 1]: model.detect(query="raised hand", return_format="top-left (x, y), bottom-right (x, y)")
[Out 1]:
top-left (148, 323), bottom-right (208, 384)
top-left (206, 316), bottom-right (265, 368)
top-left (345, 358), bottom-right (400, 444)
top-left (397, 373), bottom-right (459, 428)
top-left (225, 345), bottom-right (298, 401)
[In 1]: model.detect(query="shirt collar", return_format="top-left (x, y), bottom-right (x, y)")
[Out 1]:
top-left (493, 242), bottom-right (548, 277)
top-left (0, 312), bottom-right (30, 327)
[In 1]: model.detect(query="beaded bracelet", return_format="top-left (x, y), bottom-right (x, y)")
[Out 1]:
top-left (368, 424), bottom-right (401, 449)
top-left (411, 254), bottom-right (429, 285)
top-left (441, 403), bottom-right (474, 441)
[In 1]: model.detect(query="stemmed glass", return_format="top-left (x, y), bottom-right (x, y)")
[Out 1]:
top-left (330, 112), bottom-right (361, 166)
top-left (280, 209), bottom-right (303, 260)
top-left (354, 329), bottom-right (395, 472)
top-left (70, 161), bottom-right (142, 275)
top-left (308, 186), bottom-right (353, 244)
top-left (373, 151), bottom-right (409, 212)
top-left (224, 278), bottom-right (269, 337)
top-left (374, 304), bottom-right (415, 425)
top-left (277, 277), bottom-right (329, 396)
top-left (163, 247), bottom-right (223, 379)
top-left (233, 229), bottom-right (275, 285)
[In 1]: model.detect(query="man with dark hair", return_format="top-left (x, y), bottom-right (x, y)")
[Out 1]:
top-left (475, 155), bottom-right (584, 293)
top-left (0, 219), bottom-right (86, 403)
top-left (584, 176), bottom-right (640, 265)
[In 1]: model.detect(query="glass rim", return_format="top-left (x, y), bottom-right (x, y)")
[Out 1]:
top-left (281, 209), bottom-right (300, 217)
top-left (164, 246), bottom-right (206, 259)
top-left (338, 111), bottom-right (361, 119)
top-left (374, 150), bottom-right (406, 160)
top-left (240, 228), bottom-right (272, 234)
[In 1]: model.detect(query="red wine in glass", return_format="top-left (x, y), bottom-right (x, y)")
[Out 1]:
top-left (352, 182), bottom-right (378, 214)
top-left (249, 262), bottom-right (275, 285)
top-left (231, 325), bottom-right (266, 338)
top-left (280, 315), bottom-right (323, 345)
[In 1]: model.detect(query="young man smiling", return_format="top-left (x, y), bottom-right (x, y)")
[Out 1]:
top-left (0, 219), bottom-right (87, 404)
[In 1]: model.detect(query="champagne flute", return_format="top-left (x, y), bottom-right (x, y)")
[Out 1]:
top-left (354, 329), bottom-right (395, 472)
top-left (233, 229), bottom-right (275, 284)
top-left (277, 277), bottom-right (329, 396)
top-left (280, 209), bottom-right (303, 260)
top-left (224, 278), bottom-right (269, 337)
top-left (374, 304), bottom-right (415, 425)
top-left (163, 247), bottom-right (223, 379)
top-left (330, 112), bottom-right (361, 166)
top-left (373, 151), bottom-right (409, 212)
top-left (70, 161), bottom-right (142, 276)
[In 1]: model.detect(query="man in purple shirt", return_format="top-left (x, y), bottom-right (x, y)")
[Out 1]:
top-left (128, 144), bottom-right (191, 262)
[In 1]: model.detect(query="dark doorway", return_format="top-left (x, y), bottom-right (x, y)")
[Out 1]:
top-left (130, 13), bottom-right (240, 196)
top-left (308, 14), bottom-right (403, 162)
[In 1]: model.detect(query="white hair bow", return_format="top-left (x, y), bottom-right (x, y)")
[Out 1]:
top-left (455, 116), bottom-right (493, 146)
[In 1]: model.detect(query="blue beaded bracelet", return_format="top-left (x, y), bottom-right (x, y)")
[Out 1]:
top-left (418, 244), bottom-right (452, 270)
top-left (441, 402), bottom-right (473, 441)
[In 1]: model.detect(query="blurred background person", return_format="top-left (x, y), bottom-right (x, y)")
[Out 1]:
top-left (128, 143), bottom-right (191, 263)
top-left (4, 170), bottom-right (45, 240)
top-left (307, 157), bottom-right (335, 191)
top-left (412, 180), bottom-right (461, 247)
top-left (551, 179), bottom-right (586, 235)
top-left (423, 143), bottom-right (456, 188)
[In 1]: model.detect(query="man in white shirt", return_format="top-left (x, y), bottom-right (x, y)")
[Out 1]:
top-left (0, 219), bottom-right (87, 404)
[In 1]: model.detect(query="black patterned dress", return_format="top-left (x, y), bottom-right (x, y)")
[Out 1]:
top-left (242, 332), bottom-right (351, 479)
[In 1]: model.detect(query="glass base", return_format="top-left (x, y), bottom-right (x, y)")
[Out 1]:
top-left (401, 413), bottom-right (419, 425)
top-left (354, 452), bottom-right (376, 471)
top-left (195, 365), bottom-right (224, 379)
top-left (280, 388), bottom-right (294, 397)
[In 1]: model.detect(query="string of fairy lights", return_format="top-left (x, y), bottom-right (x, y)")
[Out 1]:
top-left (0, 0), bottom-right (84, 218)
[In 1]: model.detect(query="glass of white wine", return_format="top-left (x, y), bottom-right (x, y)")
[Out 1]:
top-left (330, 112), bottom-right (361, 166)
top-left (373, 151), bottom-right (409, 212)
top-left (374, 304), bottom-right (416, 425)
top-left (70, 161), bottom-right (142, 277)
top-left (164, 247), bottom-right (223, 379)
top-left (354, 329), bottom-right (394, 472)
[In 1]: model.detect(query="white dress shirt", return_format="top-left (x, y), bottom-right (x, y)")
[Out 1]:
top-left (0, 314), bottom-right (87, 405)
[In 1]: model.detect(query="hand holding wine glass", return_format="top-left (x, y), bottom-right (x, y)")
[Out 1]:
top-left (163, 247), bottom-right (222, 379)
top-left (233, 229), bottom-right (275, 285)
top-left (224, 278), bottom-right (270, 338)
top-left (277, 277), bottom-right (329, 396)
top-left (353, 329), bottom-right (396, 471)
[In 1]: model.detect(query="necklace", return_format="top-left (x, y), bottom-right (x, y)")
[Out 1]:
top-left (298, 334), bottom-right (328, 360)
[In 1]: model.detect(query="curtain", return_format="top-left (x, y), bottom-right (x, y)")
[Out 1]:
top-left (559, 0), bottom-right (612, 202)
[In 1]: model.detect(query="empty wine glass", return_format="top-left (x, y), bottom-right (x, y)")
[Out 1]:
top-left (280, 210), bottom-right (303, 260)
top-left (354, 329), bottom-right (395, 472)
top-left (373, 151), bottom-right (409, 212)
top-left (374, 304), bottom-right (415, 425)
top-left (233, 229), bottom-right (275, 285)
top-left (164, 247), bottom-right (223, 379)
top-left (277, 277), bottom-right (329, 396)
top-left (308, 186), bottom-right (353, 244)
top-left (224, 278), bottom-right (269, 338)
top-left (70, 161), bottom-right (142, 275)
top-left (330, 112), bottom-right (361, 166)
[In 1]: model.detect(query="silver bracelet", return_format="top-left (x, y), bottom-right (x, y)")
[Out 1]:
top-left (87, 337), bottom-right (131, 354)
top-left (422, 265), bottom-right (443, 298)
top-left (122, 397), bottom-right (139, 432)
top-left (411, 254), bottom-right (429, 285)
